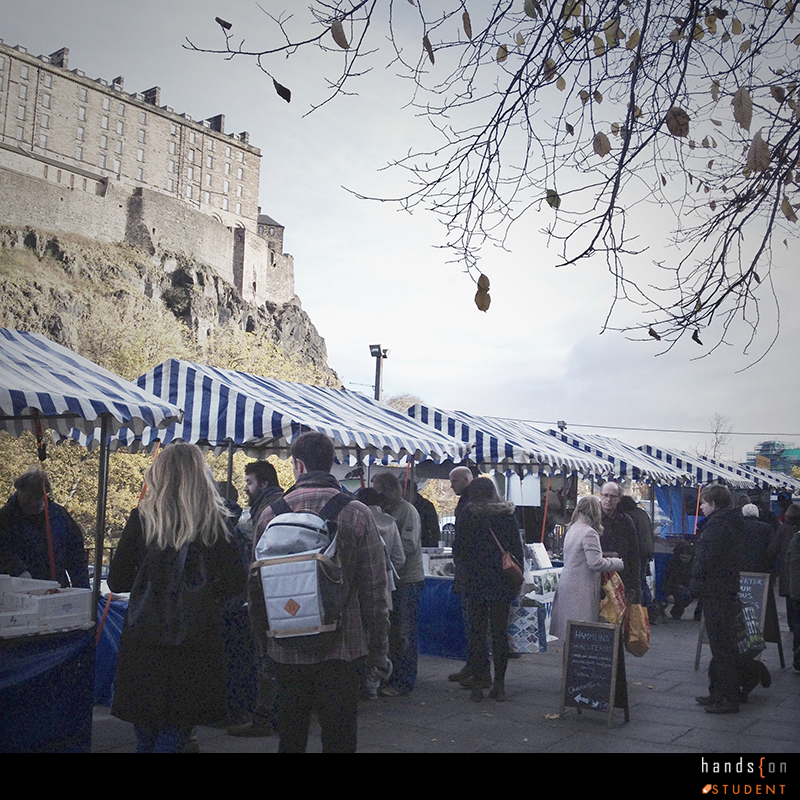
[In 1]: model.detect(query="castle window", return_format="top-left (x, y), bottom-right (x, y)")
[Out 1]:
top-left (0, 76), bottom-right (3, 92)
top-left (39, 134), bottom-right (48, 149)
top-left (0, 56), bottom-right (5, 70)
top-left (79, 87), bottom-right (88, 102)
top-left (222, 198), bottom-right (229, 211)
top-left (136, 167), bottom-right (144, 181)
top-left (189, 131), bottom-right (196, 143)
top-left (186, 185), bottom-right (193, 198)
top-left (75, 145), bottom-right (84, 161)
top-left (205, 173), bottom-right (212, 187)
top-left (236, 202), bottom-right (242, 214)
top-left (138, 129), bottom-right (146, 143)
top-left (206, 154), bottom-right (213, 169)
top-left (41, 114), bottom-right (50, 129)
top-left (76, 126), bottom-right (85, 141)
top-left (101, 115), bottom-right (109, 130)
top-left (20, 64), bottom-right (29, 80)
top-left (167, 178), bottom-right (175, 192)
top-left (114, 159), bottom-right (121, 173)
top-left (117, 102), bottom-right (125, 116)
top-left (137, 148), bottom-right (145, 162)
top-left (16, 125), bottom-right (24, 140)
top-left (18, 84), bottom-right (27, 100)
top-left (168, 160), bottom-right (176, 173)
top-left (236, 185), bottom-right (243, 197)
top-left (78, 106), bottom-right (86, 121)
top-left (103, 97), bottom-right (110, 111)
top-left (203, 191), bottom-right (211, 204)
top-left (169, 141), bottom-right (176, 154)
top-left (99, 154), bottom-right (106, 168)
top-left (41, 93), bottom-right (51, 108)
top-left (187, 149), bottom-right (195, 162)
top-left (100, 134), bottom-right (108, 149)
top-left (17, 104), bottom-right (26, 121)
top-left (115, 140), bottom-right (123, 154)
top-left (140, 110), bottom-right (147, 125)
top-left (116, 120), bottom-right (124, 135)
top-left (43, 73), bottom-right (52, 88)
top-left (187, 166), bottom-right (194, 180)
top-left (237, 167), bottom-right (244, 180)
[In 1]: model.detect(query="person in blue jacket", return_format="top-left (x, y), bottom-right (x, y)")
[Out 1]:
top-left (0, 467), bottom-right (88, 588)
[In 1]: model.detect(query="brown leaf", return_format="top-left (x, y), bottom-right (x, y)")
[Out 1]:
top-left (692, 330), bottom-right (703, 345)
top-left (771, 85), bottom-right (786, 103)
top-left (746, 129), bottom-right (770, 173)
top-left (272, 79), bottom-right (291, 103)
top-left (423, 35), bottom-right (435, 64)
top-left (593, 132), bottom-right (611, 157)
top-left (331, 19), bottom-right (350, 50)
top-left (462, 11), bottom-right (473, 41)
top-left (475, 287), bottom-right (491, 312)
top-left (732, 87), bottom-right (753, 131)
top-left (543, 58), bottom-right (557, 81)
top-left (215, 17), bottom-right (232, 31)
top-left (648, 327), bottom-right (661, 341)
top-left (477, 273), bottom-right (490, 290)
top-left (546, 189), bottom-right (561, 209)
top-left (781, 195), bottom-right (798, 222)
top-left (665, 107), bottom-right (690, 137)
top-left (497, 44), bottom-right (509, 63)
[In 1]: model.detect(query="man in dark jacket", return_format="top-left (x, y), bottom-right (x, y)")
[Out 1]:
top-left (0, 467), bottom-right (88, 588)
top-left (227, 460), bottom-right (284, 738)
top-left (599, 482), bottom-right (641, 604)
top-left (690, 484), bottom-right (746, 714)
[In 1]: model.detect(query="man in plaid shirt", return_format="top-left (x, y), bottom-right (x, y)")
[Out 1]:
top-left (251, 431), bottom-right (390, 753)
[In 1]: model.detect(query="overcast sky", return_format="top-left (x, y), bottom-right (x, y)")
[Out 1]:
top-left (3, 1), bottom-right (799, 464)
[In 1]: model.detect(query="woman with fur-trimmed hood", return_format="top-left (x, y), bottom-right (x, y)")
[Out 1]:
top-left (452, 477), bottom-right (524, 702)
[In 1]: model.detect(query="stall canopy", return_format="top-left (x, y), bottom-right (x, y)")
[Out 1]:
top-left (697, 454), bottom-right (800, 494)
top-left (407, 405), bottom-right (612, 476)
top-left (0, 329), bottom-right (184, 613)
top-left (638, 444), bottom-right (757, 490)
top-left (73, 359), bottom-right (472, 466)
top-left (0, 329), bottom-right (183, 438)
top-left (546, 429), bottom-right (690, 485)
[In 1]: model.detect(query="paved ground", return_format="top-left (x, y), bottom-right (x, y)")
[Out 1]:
top-left (91, 603), bottom-right (799, 754)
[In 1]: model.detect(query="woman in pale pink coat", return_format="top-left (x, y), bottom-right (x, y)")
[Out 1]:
top-left (550, 496), bottom-right (624, 640)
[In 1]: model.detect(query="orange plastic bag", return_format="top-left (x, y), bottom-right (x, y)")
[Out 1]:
top-left (624, 603), bottom-right (650, 657)
top-left (599, 572), bottom-right (626, 625)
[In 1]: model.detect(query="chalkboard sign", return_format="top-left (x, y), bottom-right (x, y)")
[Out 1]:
top-left (559, 621), bottom-right (629, 727)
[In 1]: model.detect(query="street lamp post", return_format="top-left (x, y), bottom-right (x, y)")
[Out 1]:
top-left (369, 344), bottom-right (389, 401)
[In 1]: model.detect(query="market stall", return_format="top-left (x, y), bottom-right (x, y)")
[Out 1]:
top-left (0, 329), bottom-right (182, 752)
top-left (407, 404), bottom-right (618, 654)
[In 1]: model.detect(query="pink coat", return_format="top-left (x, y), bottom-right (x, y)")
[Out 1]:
top-left (549, 519), bottom-right (623, 640)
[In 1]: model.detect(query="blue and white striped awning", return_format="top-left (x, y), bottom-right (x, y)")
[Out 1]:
top-left (407, 405), bottom-right (613, 476)
top-left (546, 430), bottom-right (689, 485)
top-left (0, 329), bottom-right (183, 438)
top-left (74, 359), bottom-right (471, 465)
top-left (638, 444), bottom-right (757, 489)
top-left (698, 455), bottom-right (800, 494)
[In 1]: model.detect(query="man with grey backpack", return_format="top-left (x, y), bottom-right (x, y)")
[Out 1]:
top-left (249, 431), bottom-right (390, 753)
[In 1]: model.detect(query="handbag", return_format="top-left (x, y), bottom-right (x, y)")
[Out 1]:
top-left (623, 602), bottom-right (650, 657)
top-left (490, 529), bottom-right (524, 588)
top-left (599, 572), bottom-right (627, 625)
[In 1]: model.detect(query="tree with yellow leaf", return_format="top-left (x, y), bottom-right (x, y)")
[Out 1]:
top-left (189, 0), bottom-right (800, 357)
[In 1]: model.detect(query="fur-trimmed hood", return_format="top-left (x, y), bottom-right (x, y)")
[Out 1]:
top-left (463, 499), bottom-right (516, 518)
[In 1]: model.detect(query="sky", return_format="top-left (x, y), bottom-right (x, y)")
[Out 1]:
top-left (2, 0), bottom-right (799, 465)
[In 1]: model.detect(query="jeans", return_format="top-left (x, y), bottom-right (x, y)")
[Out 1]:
top-left (388, 580), bottom-right (424, 694)
top-left (464, 598), bottom-right (511, 682)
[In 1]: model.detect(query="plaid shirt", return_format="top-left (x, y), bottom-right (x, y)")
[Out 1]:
top-left (253, 475), bottom-right (390, 665)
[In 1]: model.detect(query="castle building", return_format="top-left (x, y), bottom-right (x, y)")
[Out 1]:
top-left (0, 39), bottom-right (294, 308)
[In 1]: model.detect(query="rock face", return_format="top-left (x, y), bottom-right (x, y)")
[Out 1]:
top-left (0, 225), bottom-right (337, 384)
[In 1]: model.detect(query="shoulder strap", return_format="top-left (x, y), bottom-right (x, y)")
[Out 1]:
top-left (269, 497), bottom-right (292, 517)
top-left (318, 492), bottom-right (354, 522)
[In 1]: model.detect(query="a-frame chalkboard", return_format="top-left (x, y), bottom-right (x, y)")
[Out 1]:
top-left (559, 620), bottom-right (629, 727)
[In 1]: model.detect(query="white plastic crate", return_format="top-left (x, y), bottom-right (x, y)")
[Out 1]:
top-left (2, 586), bottom-right (92, 631)
top-left (0, 607), bottom-right (41, 637)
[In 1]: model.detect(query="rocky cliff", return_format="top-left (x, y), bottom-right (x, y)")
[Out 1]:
top-left (0, 224), bottom-right (338, 385)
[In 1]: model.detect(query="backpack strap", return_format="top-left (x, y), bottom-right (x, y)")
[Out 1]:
top-left (317, 492), bottom-right (354, 523)
top-left (269, 497), bottom-right (293, 517)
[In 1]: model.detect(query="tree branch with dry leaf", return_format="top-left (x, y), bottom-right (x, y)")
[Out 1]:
top-left (187, 0), bottom-right (800, 360)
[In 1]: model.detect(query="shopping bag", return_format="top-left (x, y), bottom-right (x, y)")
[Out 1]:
top-left (599, 572), bottom-right (626, 625)
top-left (624, 603), bottom-right (650, 657)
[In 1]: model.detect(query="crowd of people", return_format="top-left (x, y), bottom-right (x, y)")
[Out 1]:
top-left (2, 446), bottom-right (800, 749)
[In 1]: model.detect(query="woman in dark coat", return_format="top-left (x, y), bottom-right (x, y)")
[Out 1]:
top-left (108, 442), bottom-right (245, 753)
top-left (452, 477), bottom-right (524, 702)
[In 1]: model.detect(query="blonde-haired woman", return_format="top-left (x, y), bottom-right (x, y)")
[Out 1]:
top-left (550, 495), bottom-right (624, 640)
top-left (108, 442), bottom-right (245, 753)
